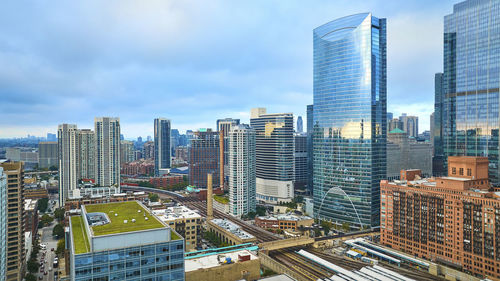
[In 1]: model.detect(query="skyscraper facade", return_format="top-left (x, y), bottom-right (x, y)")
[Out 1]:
top-left (38, 141), bottom-right (58, 169)
top-left (58, 124), bottom-right (80, 204)
top-left (79, 129), bottom-right (95, 180)
top-left (154, 118), bottom-right (171, 176)
top-left (189, 129), bottom-right (220, 188)
top-left (120, 140), bottom-right (135, 164)
top-left (306, 105), bottom-right (314, 195)
top-left (294, 133), bottom-right (308, 190)
top-left (399, 113), bottom-right (419, 138)
top-left (217, 118), bottom-right (240, 185)
top-left (297, 116), bottom-right (303, 133)
top-left (95, 117), bottom-right (121, 187)
top-left (442, 0), bottom-right (500, 185)
top-left (313, 13), bottom-right (387, 228)
top-left (0, 167), bottom-right (7, 281)
top-left (228, 124), bottom-right (256, 217)
top-left (250, 108), bottom-right (294, 204)
top-left (1, 162), bottom-right (25, 281)
top-left (433, 72), bottom-right (446, 176)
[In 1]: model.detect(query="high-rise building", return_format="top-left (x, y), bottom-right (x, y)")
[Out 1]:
top-left (38, 141), bottom-right (58, 169)
top-left (297, 116), bottom-right (303, 133)
top-left (94, 117), bottom-right (121, 187)
top-left (154, 118), bottom-right (171, 176)
top-left (387, 112), bottom-right (393, 122)
top-left (189, 129), bottom-right (220, 188)
top-left (68, 201), bottom-right (185, 281)
top-left (294, 133), bottom-right (308, 191)
top-left (381, 156), bottom-right (500, 280)
top-left (399, 113), bottom-right (419, 138)
top-left (306, 104), bottom-right (313, 195)
top-left (388, 118), bottom-right (403, 132)
top-left (0, 167), bottom-right (7, 281)
top-left (58, 124), bottom-right (80, 204)
top-left (250, 108), bottom-right (294, 204)
top-left (46, 133), bottom-right (57, 142)
top-left (171, 129), bottom-right (180, 156)
top-left (143, 141), bottom-right (155, 160)
top-left (313, 13), bottom-right (387, 228)
top-left (442, 0), bottom-right (500, 184)
top-left (228, 124), bottom-right (256, 217)
top-left (79, 129), bottom-right (95, 180)
top-left (216, 118), bottom-right (240, 185)
top-left (120, 140), bottom-right (135, 164)
top-left (1, 162), bottom-right (25, 281)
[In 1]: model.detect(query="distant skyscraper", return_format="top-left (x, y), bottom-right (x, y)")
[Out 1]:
top-left (217, 118), bottom-right (240, 185)
top-left (0, 167), bottom-right (7, 281)
top-left (143, 141), bottom-right (155, 160)
top-left (171, 129), bottom-right (180, 156)
top-left (387, 112), bottom-right (393, 122)
top-left (79, 129), bottom-right (95, 180)
top-left (250, 108), bottom-right (294, 204)
top-left (228, 124), bottom-right (256, 217)
top-left (94, 117), bottom-right (121, 187)
top-left (388, 118), bottom-right (404, 132)
top-left (46, 133), bottom-right (57, 142)
top-left (38, 141), bottom-right (58, 169)
top-left (297, 116), bottom-right (303, 133)
top-left (294, 133), bottom-right (307, 190)
top-left (306, 104), bottom-right (313, 194)
top-left (399, 113), bottom-right (419, 138)
top-left (313, 13), bottom-right (387, 228)
top-left (442, 0), bottom-right (500, 185)
top-left (154, 118), bottom-right (171, 176)
top-left (58, 124), bottom-right (80, 204)
top-left (120, 140), bottom-right (135, 164)
top-left (189, 129), bottom-right (220, 188)
top-left (120, 134), bottom-right (124, 140)
top-left (147, 135), bottom-right (152, 142)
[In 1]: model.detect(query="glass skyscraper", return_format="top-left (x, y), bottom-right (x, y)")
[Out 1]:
top-left (154, 118), bottom-right (171, 176)
top-left (443, 0), bottom-right (500, 185)
top-left (312, 13), bottom-right (387, 228)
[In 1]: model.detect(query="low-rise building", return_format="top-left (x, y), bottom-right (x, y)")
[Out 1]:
top-left (152, 205), bottom-right (202, 252)
top-left (185, 249), bottom-right (259, 281)
top-left (67, 201), bottom-right (185, 281)
top-left (255, 214), bottom-right (313, 231)
top-left (24, 199), bottom-right (38, 242)
top-left (64, 191), bottom-right (148, 211)
top-left (121, 159), bottom-right (155, 176)
top-left (213, 195), bottom-right (230, 214)
top-left (150, 175), bottom-right (184, 189)
top-left (25, 187), bottom-right (49, 200)
top-left (207, 219), bottom-right (256, 246)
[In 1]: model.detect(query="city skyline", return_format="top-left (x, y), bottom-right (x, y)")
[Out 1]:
top-left (0, 0), bottom-right (456, 138)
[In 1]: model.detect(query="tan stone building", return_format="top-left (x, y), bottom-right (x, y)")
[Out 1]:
top-left (208, 219), bottom-right (256, 246)
top-left (1, 162), bottom-right (26, 281)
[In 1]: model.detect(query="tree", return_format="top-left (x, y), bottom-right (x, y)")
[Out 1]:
top-left (41, 214), bottom-right (54, 227)
top-left (320, 220), bottom-right (332, 235)
top-left (49, 165), bottom-right (58, 171)
top-left (294, 196), bottom-right (304, 204)
top-left (53, 223), bottom-right (64, 239)
top-left (56, 238), bottom-right (65, 256)
top-left (149, 193), bottom-right (159, 202)
top-left (54, 207), bottom-right (65, 221)
top-left (342, 222), bottom-right (350, 232)
top-left (38, 198), bottom-right (49, 213)
top-left (256, 206), bottom-right (266, 216)
top-left (25, 273), bottom-right (37, 281)
top-left (27, 259), bottom-right (39, 273)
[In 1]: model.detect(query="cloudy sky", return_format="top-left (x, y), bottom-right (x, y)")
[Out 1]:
top-left (0, 0), bottom-right (456, 138)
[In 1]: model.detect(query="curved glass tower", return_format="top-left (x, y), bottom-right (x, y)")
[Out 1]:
top-left (312, 13), bottom-right (386, 228)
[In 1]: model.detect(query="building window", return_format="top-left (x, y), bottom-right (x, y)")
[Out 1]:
top-left (459, 168), bottom-right (464, 175)
top-left (452, 167), bottom-right (456, 175)
top-left (467, 168), bottom-right (472, 176)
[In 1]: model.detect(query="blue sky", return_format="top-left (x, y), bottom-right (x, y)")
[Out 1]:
top-left (0, 0), bottom-right (456, 138)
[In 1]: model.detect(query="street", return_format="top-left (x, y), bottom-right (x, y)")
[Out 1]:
top-left (36, 197), bottom-right (60, 281)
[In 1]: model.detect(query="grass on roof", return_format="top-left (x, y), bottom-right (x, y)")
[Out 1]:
top-left (85, 201), bottom-right (164, 236)
top-left (71, 216), bottom-right (90, 254)
top-left (213, 195), bottom-right (229, 204)
top-left (171, 230), bottom-right (181, 240)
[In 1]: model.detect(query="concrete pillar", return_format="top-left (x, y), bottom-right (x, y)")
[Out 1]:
top-left (207, 173), bottom-right (213, 220)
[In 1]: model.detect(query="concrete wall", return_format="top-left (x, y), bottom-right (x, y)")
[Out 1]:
top-left (186, 258), bottom-right (260, 281)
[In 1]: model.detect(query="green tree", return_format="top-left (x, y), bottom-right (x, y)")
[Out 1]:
top-left (49, 165), bottom-right (58, 171)
top-left (25, 273), bottom-right (37, 281)
top-left (342, 222), bottom-right (350, 232)
top-left (27, 259), bottom-right (39, 273)
top-left (41, 214), bottom-right (54, 226)
top-left (294, 196), bottom-right (304, 204)
top-left (38, 198), bottom-right (49, 213)
top-left (54, 207), bottom-right (65, 221)
top-left (149, 193), bottom-right (159, 202)
top-left (256, 206), bottom-right (266, 216)
top-left (53, 223), bottom-right (64, 239)
top-left (56, 238), bottom-right (65, 256)
top-left (320, 220), bottom-right (332, 235)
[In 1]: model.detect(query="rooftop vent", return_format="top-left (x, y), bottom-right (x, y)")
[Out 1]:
top-left (124, 220), bottom-right (128, 224)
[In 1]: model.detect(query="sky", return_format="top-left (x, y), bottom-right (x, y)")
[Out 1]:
top-left (0, 0), bottom-right (457, 138)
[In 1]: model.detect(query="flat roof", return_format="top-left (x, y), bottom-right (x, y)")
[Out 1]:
top-left (153, 205), bottom-right (202, 221)
top-left (210, 219), bottom-right (255, 240)
top-left (71, 216), bottom-right (91, 254)
top-left (184, 249), bottom-right (257, 272)
top-left (84, 201), bottom-right (165, 236)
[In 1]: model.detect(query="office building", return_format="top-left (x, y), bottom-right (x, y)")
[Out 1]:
top-left (381, 156), bottom-right (500, 280)
top-left (79, 129), bottom-right (95, 180)
top-left (0, 167), bottom-right (7, 281)
top-left (68, 201), bottom-right (185, 280)
top-left (250, 108), bottom-right (294, 204)
top-left (228, 124), bottom-right (256, 217)
top-left (442, 0), bottom-right (500, 184)
top-left (38, 141), bottom-right (58, 169)
top-left (152, 205), bottom-right (202, 252)
top-left (217, 118), bottom-right (240, 185)
top-left (255, 214), bottom-right (313, 232)
top-left (313, 13), bottom-right (387, 228)
top-left (388, 118), bottom-right (403, 132)
top-left (297, 116), bottom-right (303, 133)
top-left (143, 141), bottom-right (155, 160)
top-left (94, 117), bottom-right (121, 187)
top-left (154, 118), bottom-right (171, 176)
top-left (47, 133), bottom-right (57, 142)
top-left (171, 129), bottom-right (180, 156)
top-left (294, 133), bottom-right (308, 191)
top-left (386, 128), bottom-right (432, 180)
top-left (120, 140), bottom-right (135, 164)
top-left (1, 162), bottom-right (25, 281)
top-left (399, 113), bottom-right (419, 138)
top-left (306, 104), bottom-right (313, 194)
top-left (387, 112), bottom-right (393, 122)
top-left (58, 124), bottom-right (80, 205)
top-left (189, 129), bottom-right (220, 188)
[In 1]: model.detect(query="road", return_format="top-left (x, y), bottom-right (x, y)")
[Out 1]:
top-left (37, 198), bottom-right (60, 281)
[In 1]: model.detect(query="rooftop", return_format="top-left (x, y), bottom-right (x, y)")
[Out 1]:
top-left (152, 205), bottom-right (202, 221)
top-left (258, 214), bottom-right (313, 221)
top-left (84, 201), bottom-right (165, 236)
top-left (184, 249), bottom-right (257, 272)
top-left (210, 219), bottom-right (255, 240)
top-left (71, 216), bottom-right (90, 254)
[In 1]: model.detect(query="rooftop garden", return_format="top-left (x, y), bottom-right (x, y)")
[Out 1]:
top-left (213, 195), bottom-right (229, 204)
top-left (84, 201), bottom-right (164, 236)
top-left (171, 230), bottom-right (181, 240)
top-left (71, 216), bottom-right (90, 254)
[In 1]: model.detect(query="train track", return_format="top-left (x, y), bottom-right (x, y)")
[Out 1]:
top-left (271, 248), bottom-right (334, 281)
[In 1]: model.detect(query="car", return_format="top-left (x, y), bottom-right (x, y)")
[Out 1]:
top-left (49, 267), bottom-right (52, 271)
top-left (51, 248), bottom-right (54, 251)
top-left (40, 267), bottom-right (44, 273)
top-left (44, 271), bottom-right (48, 275)
top-left (38, 276), bottom-right (43, 280)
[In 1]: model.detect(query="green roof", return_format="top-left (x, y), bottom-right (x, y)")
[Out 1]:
top-left (71, 216), bottom-right (90, 254)
top-left (389, 128), bottom-right (406, 134)
top-left (213, 195), bottom-right (229, 204)
top-left (85, 201), bottom-right (165, 236)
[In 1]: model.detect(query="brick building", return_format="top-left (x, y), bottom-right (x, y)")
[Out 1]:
top-left (381, 156), bottom-right (500, 280)
top-left (120, 159), bottom-right (154, 176)
top-left (189, 129), bottom-right (220, 188)
top-left (150, 175), bottom-right (183, 189)
top-left (255, 214), bottom-right (314, 231)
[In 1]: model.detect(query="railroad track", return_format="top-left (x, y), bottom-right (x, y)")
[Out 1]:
top-left (271, 249), bottom-right (333, 281)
